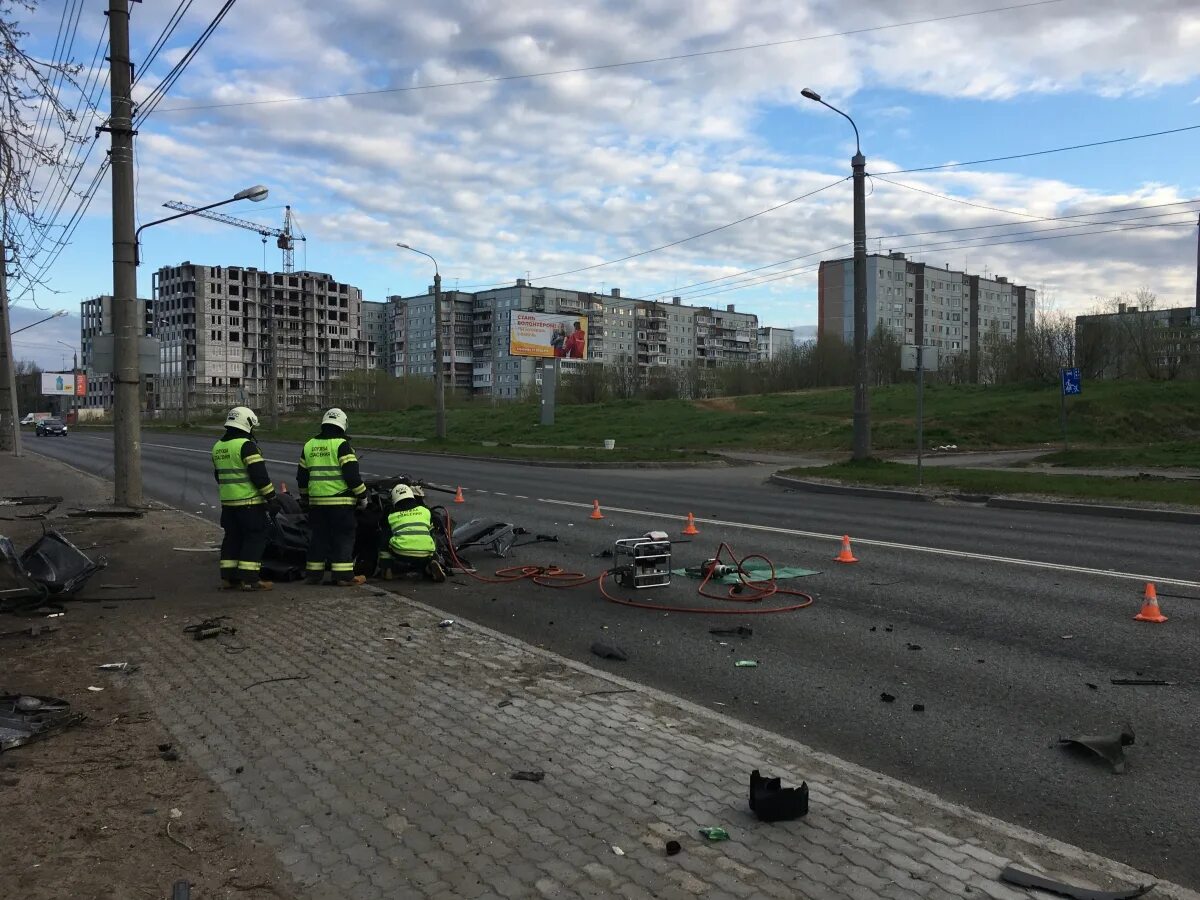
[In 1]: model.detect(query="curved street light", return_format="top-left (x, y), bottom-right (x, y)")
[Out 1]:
top-left (396, 242), bottom-right (446, 440)
top-left (802, 87), bottom-right (870, 460)
top-left (135, 184), bottom-right (268, 266)
top-left (11, 309), bottom-right (69, 335)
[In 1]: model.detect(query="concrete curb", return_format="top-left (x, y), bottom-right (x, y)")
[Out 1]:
top-left (768, 472), bottom-right (931, 502)
top-left (770, 470), bottom-right (1200, 524)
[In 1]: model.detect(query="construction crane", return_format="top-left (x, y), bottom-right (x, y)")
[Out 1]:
top-left (160, 202), bottom-right (305, 272)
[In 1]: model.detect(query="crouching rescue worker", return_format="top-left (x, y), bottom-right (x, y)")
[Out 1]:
top-left (212, 406), bottom-right (278, 591)
top-left (378, 483), bottom-right (446, 582)
top-left (297, 407), bottom-right (367, 586)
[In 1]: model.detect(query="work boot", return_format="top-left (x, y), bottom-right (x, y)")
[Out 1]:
top-left (304, 574), bottom-right (324, 586)
top-left (380, 567), bottom-right (394, 582)
top-left (427, 559), bottom-right (447, 583)
top-left (336, 575), bottom-right (367, 587)
top-left (219, 578), bottom-right (238, 590)
top-left (240, 580), bottom-right (274, 592)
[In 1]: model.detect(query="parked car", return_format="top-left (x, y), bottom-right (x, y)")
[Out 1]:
top-left (36, 418), bottom-right (68, 437)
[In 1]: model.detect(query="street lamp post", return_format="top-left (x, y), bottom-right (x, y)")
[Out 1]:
top-left (57, 340), bottom-right (78, 425)
top-left (397, 243), bottom-right (446, 440)
top-left (12, 309), bottom-right (69, 335)
top-left (802, 88), bottom-right (871, 460)
top-left (113, 184), bottom-right (268, 507)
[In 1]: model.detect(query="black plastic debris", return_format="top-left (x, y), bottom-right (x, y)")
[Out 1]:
top-left (709, 626), bottom-right (753, 637)
top-left (172, 879), bottom-right (192, 900)
top-left (183, 617), bottom-right (236, 641)
top-left (452, 518), bottom-right (556, 558)
top-left (749, 769), bottom-right (809, 822)
top-left (1111, 679), bottom-right (1173, 686)
top-left (590, 642), bottom-right (628, 661)
top-left (665, 840), bottom-right (681, 856)
top-left (906, 643), bottom-right (922, 651)
top-left (0, 694), bottom-right (85, 752)
top-left (1058, 724), bottom-right (1136, 774)
top-left (880, 692), bottom-right (896, 703)
top-left (912, 703), bottom-right (925, 712)
top-left (19, 528), bottom-right (106, 596)
top-left (510, 770), bottom-right (545, 783)
top-left (999, 866), bottom-right (1153, 900)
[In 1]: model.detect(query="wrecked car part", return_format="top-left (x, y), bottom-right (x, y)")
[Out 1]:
top-left (1111, 679), bottom-right (1173, 686)
top-left (880, 692), bottom-right (896, 703)
top-left (20, 528), bottom-right (106, 596)
top-left (1058, 724), bottom-right (1136, 774)
top-left (0, 536), bottom-right (47, 604)
top-left (510, 770), bottom-right (545, 782)
top-left (998, 866), bottom-right (1153, 900)
top-left (1, 495), bottom-right (63, 506)
top-left (590, 641), bottom-right (628, 661)
top-left (749, 769), bottom-right (809, 822)
top-left (0, 694), bottom-right (85, 752)
top-left (709, 626), bottom-right (753, 637)
top-left (183, 617), bottom-right (236, 641)
top-left (0, 623), bottom-right (58, 640)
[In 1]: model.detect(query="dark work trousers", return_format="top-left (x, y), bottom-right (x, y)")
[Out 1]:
top-left (306, 505), bottom-right (357, 580)
top-left (219, 505), bottom-right (269, 584)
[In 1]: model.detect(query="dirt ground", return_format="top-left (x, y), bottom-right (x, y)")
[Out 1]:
top-left (1, 458), bottom-right (298, 900)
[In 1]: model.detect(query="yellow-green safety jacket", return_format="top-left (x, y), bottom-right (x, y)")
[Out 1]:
top-left (297, 435), bottom-right (366, 506)
top-left (387, 506), bottom-right (435, 558)
top-left (211, 436), bottom-right (275, 506)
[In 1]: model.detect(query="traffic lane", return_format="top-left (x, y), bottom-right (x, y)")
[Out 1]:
top-left (424, 498), bottom-right (1198, 885)
top-left (27, 438), bottom-right (1199, 883)
top-left (78, 430), bottom-right (1200, 584)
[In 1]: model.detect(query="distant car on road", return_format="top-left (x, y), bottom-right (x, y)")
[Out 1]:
top-left (21, 413), bottom-right (51, 426)
top-left (36, 418), bottom-right (68, 437)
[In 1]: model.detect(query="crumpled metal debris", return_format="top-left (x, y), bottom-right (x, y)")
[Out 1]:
top-left (590, 641), bottom-right (627, 661)
top-left (749, 769), bottom-right (809, 822)
top-left (0, 693), bottom-right (85, 752)
top-left (999, 866), bottom-right (1153, 900)
top-left (18, 528), bottom-right (106, 596)
top-left (1058, 724), bottom-right (1136, 774)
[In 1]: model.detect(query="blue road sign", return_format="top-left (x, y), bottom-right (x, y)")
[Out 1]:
top-left (1061, 367), bottom-right (1081, 396)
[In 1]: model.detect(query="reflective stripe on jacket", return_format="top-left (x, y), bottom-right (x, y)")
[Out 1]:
top-left (300, 437), bottom-right (355, 506)
top-left (387, 506), bottom-right (435, 558)
top-left (212, 437), bottom-right (266, 506)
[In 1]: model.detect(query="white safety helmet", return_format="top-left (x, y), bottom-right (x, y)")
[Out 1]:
top-left (225, 406), bottom-right (259, 434)
top-left (322, 407), bottom-right (349, 432)
top-left (391, 483), bottom-right (415, 504)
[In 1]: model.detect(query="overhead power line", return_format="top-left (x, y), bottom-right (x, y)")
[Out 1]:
top-left (135, 0), bottom-right (196, 85)
top-left (134, 0), bottom-right (238, 127)
top-left (150, 0), bottom-right (1070, 114)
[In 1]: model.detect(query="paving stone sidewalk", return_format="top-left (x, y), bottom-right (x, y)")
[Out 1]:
top-left (124, 578), bottom-right (1194, 900)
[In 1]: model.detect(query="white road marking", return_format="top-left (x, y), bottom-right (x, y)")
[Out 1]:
top-left (515, 495), bottom-right (529, 500)
top-left (493, 491), bottom-right (508, 496)
top-left (536, 498), bottom-right (1200, 588)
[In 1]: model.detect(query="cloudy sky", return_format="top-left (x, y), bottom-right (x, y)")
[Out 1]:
top-left (9, 0), bottom-right (1200, 368)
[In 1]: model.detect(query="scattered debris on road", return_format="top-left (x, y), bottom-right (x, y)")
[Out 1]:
top-left (880, 692), bottom-right (896, 703)
top-left (510, 770), bottom-right (545, 783)
top-left (913, 703), bottom-right (926, 712)
top-left (0, 694), bottom-right (85, 752)
top-left (1059, 724), bottom-right (1136, 774)
top-left (590, 641), bottom-right (628, 661)
top-left (734, 660), bottom-right (758, 668)
top-left (709, 625), bottom-right (752, 637)
top-left (1, 495), bottom-right (63, 506)
top-left (1, 528), bottom-right (106, 606)
top-left (906, 643), bottom-right (922, 651)
top-left (1111, 678), bottom-right (1173, 686)
top-left (749, 769), bottom-right (809, 822)
top-left (665, 840), bottom-right (681, 856)
top-left (698, 826), bottom-right (729, 841)
top-left (0, 623), bottom-right (58, 640)
top-left (437, 619), bottom-right (455, 628)
top-left (998, 865), bottom-right (1153, 900)
top-left (611, 845), bottom-right (625, 856)
top-left (66, 508), bottom-right (144, 518)
top-left (183, 617), bottom-right (237, 641)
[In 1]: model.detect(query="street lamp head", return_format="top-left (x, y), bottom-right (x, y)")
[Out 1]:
top-left (52, 309), bottom-right (68, 318)
top-left (233, 184), bottom-right (269, 202)
top-left (800, 88), bottom-right (822, 102)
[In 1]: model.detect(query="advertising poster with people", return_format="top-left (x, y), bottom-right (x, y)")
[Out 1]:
top-left (509, 311), bottom-right (589, 359)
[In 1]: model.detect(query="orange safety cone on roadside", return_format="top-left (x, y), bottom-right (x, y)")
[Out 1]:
top-left (590, 500), bottom-right (604, 520)
top-left (834, 534), bottom-right (858, 564)
top-left (454, 486), bottom-right (465, 504)
top-left (1134, 583), bottom-right (1168, 623)
top-left (682, 512), bottom-right (700, 536)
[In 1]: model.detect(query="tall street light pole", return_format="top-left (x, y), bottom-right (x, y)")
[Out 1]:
top-left (397, 243), bottom-right (446, 440)
top-left (802, 88), bottom-right (871, 460)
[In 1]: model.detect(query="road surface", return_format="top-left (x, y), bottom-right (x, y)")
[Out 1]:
top-left (25, 429), bottom-right (1200, 887)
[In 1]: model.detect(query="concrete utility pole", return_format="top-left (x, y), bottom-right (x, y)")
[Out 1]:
top-left (802, 88), bottom-right (871, 460)
top-left (1194, 213), bottom-right (1199, 311)
top-left (108, 0), bottom-right (142, 507)
top-left (0, 242), bottom-right (21, 456)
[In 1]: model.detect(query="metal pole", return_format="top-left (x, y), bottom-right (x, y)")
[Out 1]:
top-left (540, 357), bottom-right (558, 427)
top-left (1060, 371), bottom-right (1068, 452)
top-left (109, 0), bottom-right (141, 507)
top-left (852, 150), bottom-right (870, 460)
top-left (266, 300), bottom-right (277, 429)
top-left (433, 271), bottom-right (446, 439)
top-left (916, 344), bottom-right (924, 487)
top-left (0, 243), bottom-right (22, 456)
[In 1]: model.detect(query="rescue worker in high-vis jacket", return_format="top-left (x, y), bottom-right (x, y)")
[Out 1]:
top-left (379, 483), bottom-right (446, 582)
top-left (211, 406), bottom-right (278, 591)
top-left (297, 408), bottom-right (367, 586)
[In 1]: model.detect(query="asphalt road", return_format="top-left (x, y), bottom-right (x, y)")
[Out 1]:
top-left (25, 429), bottom-right (1200, 887)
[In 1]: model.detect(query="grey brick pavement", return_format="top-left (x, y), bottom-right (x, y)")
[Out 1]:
top-left (129, 587), bottom-right (1191, 900)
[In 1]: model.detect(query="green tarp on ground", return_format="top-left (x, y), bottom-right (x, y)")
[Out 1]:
top-left (670, 565), bottom-right (820, 584)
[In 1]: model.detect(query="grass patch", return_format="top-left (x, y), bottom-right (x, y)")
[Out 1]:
top-left (1029, 442), bottom-right (1200, 470)
top-left (782, 459), bottom-right (1200, 507)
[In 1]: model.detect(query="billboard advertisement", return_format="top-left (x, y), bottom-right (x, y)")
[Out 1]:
top-left (509, 310), bottom-right (588, 360)
top-left (41, 372), bottom-right (87, 397)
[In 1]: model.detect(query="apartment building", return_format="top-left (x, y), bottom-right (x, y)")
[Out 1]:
top-left (152, 262), bottom-right (368, 413)
top-left (79, 295), bottom-right (155, 412)
top-left (387, 282), bottom-right (760, 399)
top-left (818, 253), bottom-right (1035, 378)
top-left (757, 327), bottom-right (795, 360)
top-left (360, 300), bottom-right (389, 370)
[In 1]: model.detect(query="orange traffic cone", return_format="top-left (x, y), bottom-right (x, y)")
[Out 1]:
top-left (1134, 583), bottom-right (1168, 623)
top-left (682, 512), bottom-right (699, 536)
top-left (454, 486), bottom-right (465, 504)
top-left (590, 500), bottom-right (604, 520)
top-left (834, 534), bottom-right (858, 564)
